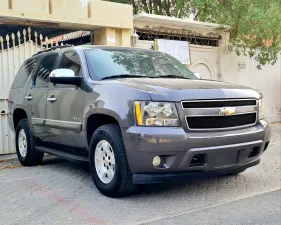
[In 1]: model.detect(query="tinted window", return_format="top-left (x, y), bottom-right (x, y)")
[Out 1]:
top-left (57, 52), bottom-right (81, 76)
top-left (12, 58), bottom-right (38, 88)
top-left (34, 54), bottom-right (58, 87)
top-left (85, 49), bottom-right (197, 80)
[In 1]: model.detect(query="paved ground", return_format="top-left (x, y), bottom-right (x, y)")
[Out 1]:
top-left (0, 124), bottom-right (280, 225)
top-left (149, 190), bottom-right (281, 225)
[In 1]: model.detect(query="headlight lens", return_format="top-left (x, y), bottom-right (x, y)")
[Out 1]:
top-left (134, 101), bottom-right (180, 126)
top-left (258, 98), bottom-right (265, 120)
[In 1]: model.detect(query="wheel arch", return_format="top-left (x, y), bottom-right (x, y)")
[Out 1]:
top-left (13, 108), bottom-right (28, 130)
top-left (84, 110), bottom-right (122, 146)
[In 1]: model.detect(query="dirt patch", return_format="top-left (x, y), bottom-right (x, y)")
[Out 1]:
top-left (0, 164), bottom-right (21, 170)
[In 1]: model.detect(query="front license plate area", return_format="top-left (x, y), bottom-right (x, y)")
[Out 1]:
top-left (215, 150), bottom-right (240, 167)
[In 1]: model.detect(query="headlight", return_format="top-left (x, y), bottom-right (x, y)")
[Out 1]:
top-left (258, 98), bottom-right (265, 120)
top-left (134, 101), bottom-right (180, 126)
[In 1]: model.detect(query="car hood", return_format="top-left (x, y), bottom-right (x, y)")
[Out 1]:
top-left (111, 78), bottom-right (261, 101)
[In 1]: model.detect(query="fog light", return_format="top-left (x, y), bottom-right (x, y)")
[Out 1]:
top-left (153, 156), bottom-right (161, 167)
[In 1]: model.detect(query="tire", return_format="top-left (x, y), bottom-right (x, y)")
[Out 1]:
top-left (89, 124), bottom-right (135, 197)
top-left (15, 119), bottom-right (44, 166)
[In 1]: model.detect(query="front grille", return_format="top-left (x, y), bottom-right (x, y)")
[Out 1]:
top-left (182, 100), bottom-right (257, 108)
top-left (186, 113), bottom-right (257, 129)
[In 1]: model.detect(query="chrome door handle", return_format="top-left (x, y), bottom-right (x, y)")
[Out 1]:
top-left (25, 95), bottom-right (33, 100)
top-left (47, 97), bottom-right (57, 102)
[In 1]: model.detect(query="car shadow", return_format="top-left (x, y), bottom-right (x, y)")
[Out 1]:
top-left (40, 155), bottom-right (239, 199)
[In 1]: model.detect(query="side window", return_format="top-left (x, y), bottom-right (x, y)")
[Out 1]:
top-left (34, 54), bottom-right (58, 87)
top-left (12, 58), bottom-right (38, 88)
top-left (57, 52), bottom-right (81, 76)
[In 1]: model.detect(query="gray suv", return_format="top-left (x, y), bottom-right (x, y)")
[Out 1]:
top-left (8, 45), bottom-right (271, 197)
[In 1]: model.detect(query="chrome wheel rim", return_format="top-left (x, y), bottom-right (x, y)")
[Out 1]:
top-left (18, 129), bottom-right (27, 158)
top-left (94, 140), bottom-right (116, 184)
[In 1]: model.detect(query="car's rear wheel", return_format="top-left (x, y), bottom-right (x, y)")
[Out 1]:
top-left (89, 124), bottom-right (135, 197)
top-left (16, 119), bottom-right (44, 166)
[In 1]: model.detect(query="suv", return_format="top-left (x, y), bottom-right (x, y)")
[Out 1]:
top-left (8, 45), bottom-right (271, 197)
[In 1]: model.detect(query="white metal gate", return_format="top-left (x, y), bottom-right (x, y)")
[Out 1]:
top-left (0, 27), bottom-right (64, 154)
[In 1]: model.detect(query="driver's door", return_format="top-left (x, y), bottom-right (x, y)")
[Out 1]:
top-left (45, 51), bottom-right (84, 148)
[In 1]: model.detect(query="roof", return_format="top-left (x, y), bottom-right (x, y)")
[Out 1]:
top-left (75, 45), bottom-right (153, 51)
top-left (31, 45), bottom-right (154, 58)
top-left (134, 13), bottom-right (229, 31)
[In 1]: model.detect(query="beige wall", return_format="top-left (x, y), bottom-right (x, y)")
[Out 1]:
top-left (135, 40), bottom-right (219, 81)
top-left (226, 52), bottom-right (281, 122)
top-left (0, 0), bottom-right (135, 44)
top-left (0, 0), bottom-right (133, 32)
top-left (0, 0), bottom-right (133, 47)
top-left (94, 28), bottom-right (131, 47)
top-left (189, 45), bottom-right (218, 80)
top-left (218, 33), bottom-right (281, 122)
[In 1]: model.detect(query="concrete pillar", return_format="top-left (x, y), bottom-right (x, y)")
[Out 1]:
top-left (121, 29), bottom-right (131, 47)
top-left (94, 28), bottom-right (131, 47)
top-left (218, 32), bottom-right (231, 82)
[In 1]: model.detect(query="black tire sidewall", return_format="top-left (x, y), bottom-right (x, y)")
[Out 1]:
top-left (15, 119), bottom-right (33, 164)
top-left (89, 127), bottom-right (125, 196)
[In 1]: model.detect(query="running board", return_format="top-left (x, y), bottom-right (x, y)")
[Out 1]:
top-left (35, 146), bottom-right (89, 163)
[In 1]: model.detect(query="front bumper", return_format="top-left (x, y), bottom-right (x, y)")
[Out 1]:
top-left (133, 158), bottom-right (259, 184)
top-left (122, 120), bottom-right (271, 182)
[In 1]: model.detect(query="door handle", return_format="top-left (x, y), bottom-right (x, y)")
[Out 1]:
top-left (47, 97), bottom-right (57, 102)
top-left (25, 95), bottom-right (33, 100)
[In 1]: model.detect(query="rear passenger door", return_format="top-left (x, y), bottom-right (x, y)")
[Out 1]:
top-left (46, 51), bottom-right (84, 148)
top-left (25, 53), bottom-right (59, 141)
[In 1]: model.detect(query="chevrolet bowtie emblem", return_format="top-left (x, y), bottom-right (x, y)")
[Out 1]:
top-left (219, 107), bottom-right (236, 116)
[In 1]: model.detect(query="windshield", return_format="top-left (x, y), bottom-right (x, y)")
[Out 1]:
top-left (85, 49), bottom-right (198, 80)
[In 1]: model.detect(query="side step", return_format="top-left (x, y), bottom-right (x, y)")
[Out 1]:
top-left (35, 146), bottom-right (89, 163)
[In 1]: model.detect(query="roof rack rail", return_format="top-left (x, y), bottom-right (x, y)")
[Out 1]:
top-left (33, 44), bottom-right (72, 56)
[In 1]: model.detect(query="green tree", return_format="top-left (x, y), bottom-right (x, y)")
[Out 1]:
top-left (105, 0), bottom-right (281, 68)
top-left (106, 0), bottom-right (194, 17)
top-left (194, 0), bottom-right (281, 69)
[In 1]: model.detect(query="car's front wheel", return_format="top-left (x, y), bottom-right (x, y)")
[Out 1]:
top-left (89, 124), bottom-right (135, 197)
top-left (15, 119), bottom-right (44, 166)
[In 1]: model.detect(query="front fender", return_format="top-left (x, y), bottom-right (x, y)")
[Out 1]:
top-left (83, 108), bottom-right (122, 129)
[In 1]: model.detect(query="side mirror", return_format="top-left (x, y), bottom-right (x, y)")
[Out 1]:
top-left (50, 69), bottom-right (82, 85)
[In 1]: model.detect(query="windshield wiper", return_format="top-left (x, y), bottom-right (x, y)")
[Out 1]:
top-left (155, 75), bottom-right (191, 79)
top-left (101, 74), bottom-right (147, 80)
top-left (102, 74), bottom-right (191, 80)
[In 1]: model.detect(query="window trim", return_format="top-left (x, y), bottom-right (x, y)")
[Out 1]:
top-left (12, 57), bottom-right (38, 89)
top-left (31, 52), bottom-right (59, 89)
top-left (50, 50), bottom-right (84, 89)
top-left (57, 50), bottom-right (83, 76)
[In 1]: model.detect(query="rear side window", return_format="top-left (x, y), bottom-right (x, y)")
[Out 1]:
top-left (34, 54), bottom-right (58, 87)
top-left (12, 58), bottom-right (38, 88)
top-left (57, 52), bottom-right (81, 76)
